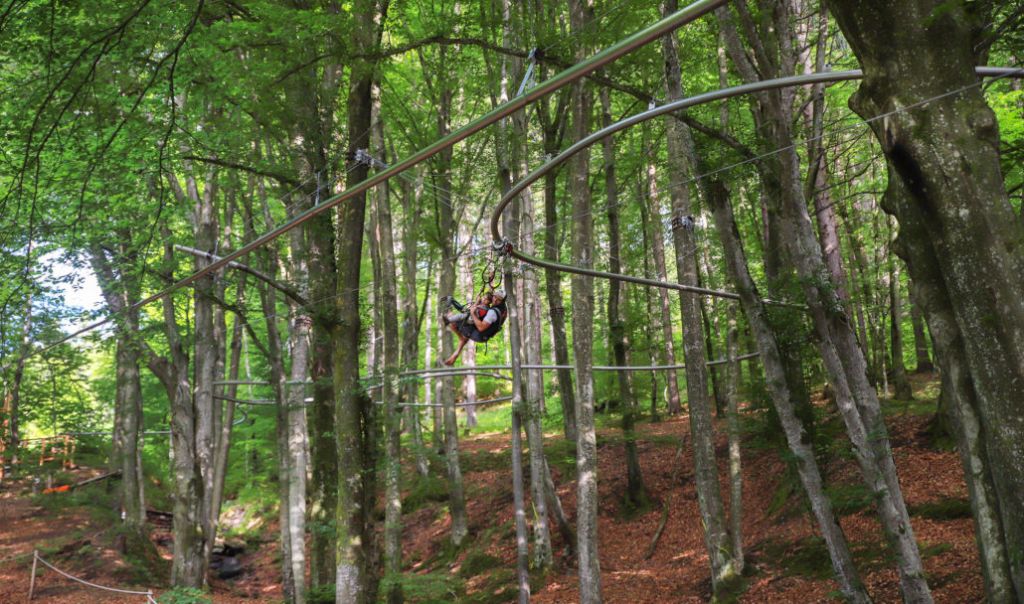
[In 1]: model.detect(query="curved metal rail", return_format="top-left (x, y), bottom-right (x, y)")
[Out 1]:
top-left (21, 0), bottom-right (727, 366)
top-left (489, 67), bottom-right (1022, 301)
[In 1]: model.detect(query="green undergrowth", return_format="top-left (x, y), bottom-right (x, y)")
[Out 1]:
top-left (543, 437), bottom-right (577, 478)
top-left (761, 533), bottom-right (951, 582)
top-left (157, 587), bottom-right (212, 604)
top-left (461, 449), bottom-right (510, 473)
top-left (881, 397), bottom-right (940, 417)
top-left (909, 497), bottom-right (972, 520)
top-left (760, 536), bottom-right (834, 580)
top-left (403, 473), bottom-right (449, 512)
top-left (396, 514), bottom-right (523, 604)
top-left (826, 482), bottom-right (876, 515)
top-left (31, 480), bottom-right (119, 523)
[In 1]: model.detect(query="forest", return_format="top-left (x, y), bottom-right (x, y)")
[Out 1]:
top-left (1, 0), bottom-right (1023, 602)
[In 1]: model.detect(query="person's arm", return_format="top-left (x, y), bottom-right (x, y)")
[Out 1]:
top-left (470, 308), bottom-right (496, 331)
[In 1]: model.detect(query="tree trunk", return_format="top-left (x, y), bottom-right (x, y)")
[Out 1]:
top-left (88, 245), bottom-right (146, 529)
top-left (888, 248), bottom-right (913, 400)
top-left (803, 5), bottom-right (849, 303)
top-left (431, 41), bottom-right (468, 548)
top-left (246, 181), bottom-right (296, 602)
top-left (897, 224), bottom-right (1016, 603)
top-left (308, 209), bottom-right (338, 591)
top-left (211, 274), bottom-right (247, 544)
top-left (601, 87), bottom-right (645, 508)
top-left (777, 151), bottom-right (933, 603)
top-left (510, 386), bottom-right (532, 604)
top-left (719, 4), bottom-right (930, 598)
top-left (724, 307), bottom-right (743, 574)
top-left (829, 4), bottom-right (1024, 597)
top-left (707, 180), bottom-right (870, 603)
top-left (458, 224), bottom-right (478, 429)
top-left (539, 91), bottom-right (577, 445)
top-left (641, 141), bottom-right (683, 416)
top-left (283, 203), bottom-right (312, 604)
top-left (3, 295), bottom-right (31, 475)
top-left (661, 3), bottom-right (736, 592)
top-left (568, 3), bottom-right (601, 601)
top-left (308, 189), bottom-right (340, 592)
top-left (335, 2), bottom-right (385, 599)
top-left (164, 153), bottom-right (221, 588)
top-left (114, 332), bottom-right (145, 529)
top-left (908, 290), bottom-right (933, 373)
top-left (637, 172), bottom-right (661, 423)
top-left (153, 233), bottom-right (206, 589)
top-left (717, 3), bottom-right (814, 433)
top-left (399, 174), bottom-right (430, 479)
top-left (182, 162), bottom-right (220, 570)
top-left (425, 292), bottom-right (443, 453)
top-left (368, 81), bottom-right (405, 604)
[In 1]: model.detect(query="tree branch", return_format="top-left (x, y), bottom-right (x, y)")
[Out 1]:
top-left (178, 155), bottom-right (300, 187)
top-left (174, 244), bottom-right (307, 305)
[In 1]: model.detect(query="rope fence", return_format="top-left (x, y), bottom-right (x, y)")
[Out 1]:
top-left (28, 549), bottom-right (158, 603)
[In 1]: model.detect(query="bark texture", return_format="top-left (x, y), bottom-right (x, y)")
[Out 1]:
top-left (601, 87), bottom-right (645, 507)
top-left (662, 2), bottom-right (736, 591)
top-left (569, 1), bottom-right (601, 601)
top-left (369, 82), bottom-right (404, 604)
top-left (335, 2), bottom-right (387, 600)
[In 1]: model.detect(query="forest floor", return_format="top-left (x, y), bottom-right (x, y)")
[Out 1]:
top-left (0, 372), bottom-right (982, 603)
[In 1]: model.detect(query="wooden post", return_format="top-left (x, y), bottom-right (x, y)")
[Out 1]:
top-left (27, 550), bottom-right (38, 601)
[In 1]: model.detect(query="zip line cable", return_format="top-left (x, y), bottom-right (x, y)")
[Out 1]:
top-left (528, 63), bottom-right (1024, 247)
top-left (489, 66), bottom-right (1024, 304)
top-left (519, 105), bottom-right (875, 243)
top-left (5, 0), bottom-right (727, 369)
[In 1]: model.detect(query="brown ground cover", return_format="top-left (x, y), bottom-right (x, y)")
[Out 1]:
top-left (0, 373), bottom-right (981, 602)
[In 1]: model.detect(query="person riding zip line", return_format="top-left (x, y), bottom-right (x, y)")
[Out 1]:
top-left (441, 289), bottom-right (507, 366)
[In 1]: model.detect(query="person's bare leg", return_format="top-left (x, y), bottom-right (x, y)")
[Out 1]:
top-left (445, 335), bottom-right (470, 366)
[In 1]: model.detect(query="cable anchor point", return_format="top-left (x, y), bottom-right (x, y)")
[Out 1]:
top-left (671, 214), bottom-right (696, 232)
top-left (493, 239), bottom-right (513, 257)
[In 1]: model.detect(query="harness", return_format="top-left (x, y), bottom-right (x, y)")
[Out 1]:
top-left (476, 301), bottom-right (508, 342)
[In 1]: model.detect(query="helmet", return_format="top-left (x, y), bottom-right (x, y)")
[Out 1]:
top-left (492, 288), bottom-right (506, 299)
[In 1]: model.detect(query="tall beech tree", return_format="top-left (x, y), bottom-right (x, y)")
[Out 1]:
top-left (661, 1), bottom-right (737, 592)
top-left (335, 1), bottom-right (388, 600)
top-left (568, 1), bottom-right (601, 601)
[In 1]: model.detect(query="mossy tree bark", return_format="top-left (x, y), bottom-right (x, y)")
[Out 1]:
top-left (335, 1), bottom-right (387, 600)
top-left (569, 0), bottom-right (601, 601)
top-left (89, 243), bottom-right (146, 531)
top-left (600, 87), bottom-right (645, 509)
top-left (662, 1), bottom-right (737, 593)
